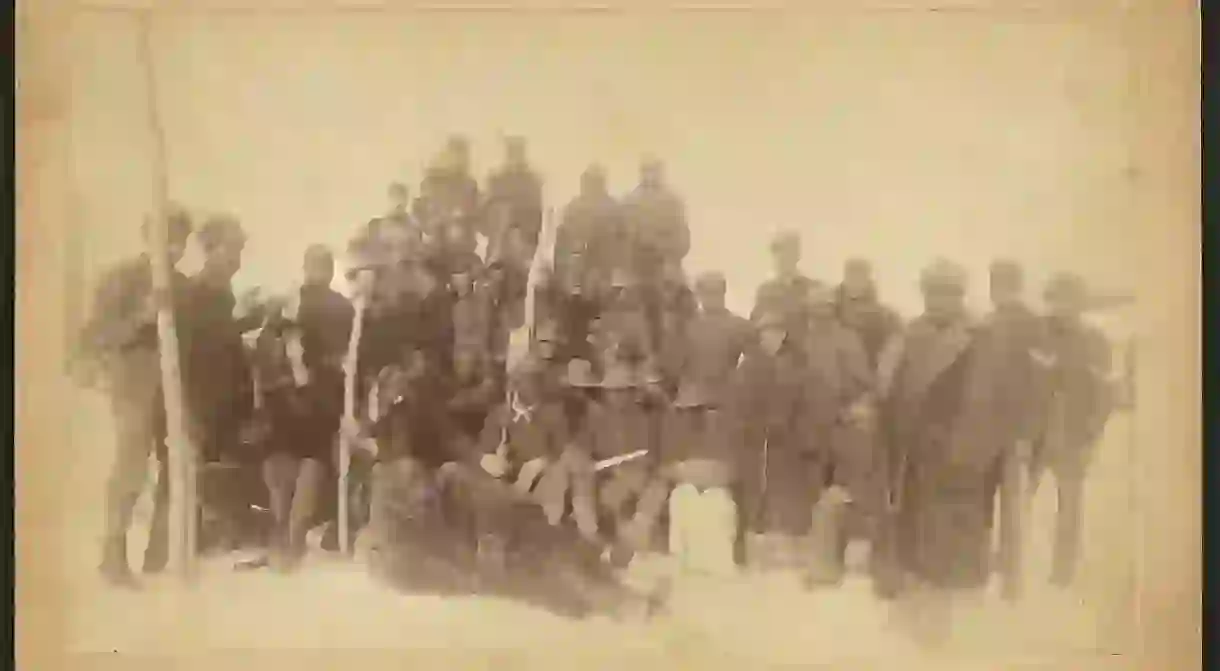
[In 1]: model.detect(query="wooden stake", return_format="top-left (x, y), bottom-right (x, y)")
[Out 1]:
top-left (137, 14), bottom-right (196, 581)
top-left (339, 293), bottom-right (368, 555)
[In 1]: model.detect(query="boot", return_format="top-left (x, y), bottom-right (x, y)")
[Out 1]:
top-left (99, 537), bottom-right (139, 589)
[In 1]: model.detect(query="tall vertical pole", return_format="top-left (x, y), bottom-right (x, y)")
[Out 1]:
top-left (137, 13), bottom-right (197, 582)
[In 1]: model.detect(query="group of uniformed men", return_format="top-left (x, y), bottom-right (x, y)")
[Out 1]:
top-left (78, 134), bottom-right (1119, 627)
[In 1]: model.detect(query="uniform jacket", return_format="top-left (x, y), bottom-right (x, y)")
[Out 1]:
top-left (479, 398), bottom-right (570, 463)
top-left (1034, 317), bottom-right (1113, 473)
top-left (181, 274), bottom-right (257, 426)
top-left (751, 274), bottom-right (819, 343)
top-left (800, 318), bottom-right (874, 452)
top-left (556, 191), bottom-right (628, 287)
top-left (576, 399), bottom-right (653, 460)
top-left (485, 165), bottom-right (544, 242)
top-left (835, 285), bottom-right (904, 369)
top-left (416, 168), bottom-right (481, 233)
top-left (664, 307), bottom-right (753, 408)
top-left (79, 254), bottom-right (191, 377)
top-left (620, 185), bottom-right (691, 274)
top-left (372, 369), bottom-right (460, 468)
top-left (944, 302), bottom-right (1046, 471)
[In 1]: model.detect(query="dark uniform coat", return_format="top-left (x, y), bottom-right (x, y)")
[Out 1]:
top-left (556, 191), bottom-right (627, 292)
top-left (835, 285), bottom-right (904, 370)
top-left (620, 185), bottom-right (691, 283)
top-left (751, 274), bottom-right (819, 344)
top-left (486, 165), bottom-right (544, 250)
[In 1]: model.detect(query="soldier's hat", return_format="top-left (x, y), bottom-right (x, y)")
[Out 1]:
top-left (600, 362), bottom-right (638, 390)
top-left (609, 267), bottom-right (638, 289)
top-left (564, 358), bottom-right (600, 388)
top-left (1044, 272), bottom-right (1087, 307)
top-left (920, 258), bottom-right (968, 293)
top-left (769, 229), bottom-right (801, 254)
top-left (535, 321), bottom-right (561, 344)
top-left (673, 380), bottom-right (711, 409)
top-left (198, 213), bottom-right (247, 252)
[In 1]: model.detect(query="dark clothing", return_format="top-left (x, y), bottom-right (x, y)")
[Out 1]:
top-left (621, 185), bottom-right (691, 279)
top-left (79, 254), bottom-right (192, 364)
top-left (486, 165), bottom-right (544, 249)
top-left (882, 313), bottom-right (989, 589)
top-left (751, 274), bottom-right (819, 342)
top-left (556, 191), bottom-right (627, 291)
top-left (835, 286), bottom-right (903, 369)
top-left (372, 373), bottom-right (461, 469)
top-left (358, 286), bottom-right (455, 383)
top-left (663, 307), bottom-right (752, 407)
top-left (448, 372), bottom-right (502, 444)
top-left (479, 400), bottom-right (570, 464)
top-left (416, 168), bottom-right (481, 235)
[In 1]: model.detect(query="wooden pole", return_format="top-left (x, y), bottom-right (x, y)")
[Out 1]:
top-left (339, 295), bottom-right (368, 556)
top-left (137, 14), bottom-right (197, 581)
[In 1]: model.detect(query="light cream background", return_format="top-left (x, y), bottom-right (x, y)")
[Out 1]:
top-left (17, 1), bottom-right (1199, 669)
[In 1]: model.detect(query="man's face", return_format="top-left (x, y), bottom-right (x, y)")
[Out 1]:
top-left (696, 283), bottom-right (726, 312)
top-left (989, 274), bottom-right (1022, 309)
top-left (806, 285), bottom-right (836, 320)
top-left (843, 264), bottom-right (873, 298)
top-left (208, 242), bottom-right (244, 280)
top-left (773, 246), bottom-right (800, 276)
top-left (923, 286), bottom-right (966, 323)
top-left (640, 164), bottom-right (662, 189)
top-left (304, 250), bottom-right (334, 287)
top-left (388, 186), bottom-right (410, 213)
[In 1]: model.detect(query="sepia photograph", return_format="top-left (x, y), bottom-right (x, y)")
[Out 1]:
top-left (15, 1), bottom-right (1199, 669)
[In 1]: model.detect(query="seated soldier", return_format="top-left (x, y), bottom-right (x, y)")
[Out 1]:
top-left (349, 346), bottom-right (471, 592)
top-left (572, 361), bottom-right (669, 568)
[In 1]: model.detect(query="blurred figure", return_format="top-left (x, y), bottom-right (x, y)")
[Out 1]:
top-left (800, 282), bottom-right (874, 588)
top-left (660, 272), bottom-right (752, 577)
top-left (177, 214), bottom-right (260, 558)
top-left (874, 258), bottom-right (976, 644)
top-left (258, 246), bottom-right (354, 571)
top-left (80, 207), bottom-right (193, 587)
top-left (836, 258), bottom-right (904, 369)
top-left (485, 136), bottom-right (544, 252)
top-left (417, 135), bottom-right (481, 240)
top-left (383, 181), bottom-right (418, 231)
top-left (621, 157), bottom-right (691, 348)
top-left (556, 164), bottom-right (626, 297)
top-left (752, 230), bottom-right (818, 344)
top-left (1031, 272), bottom-right (1114, 588)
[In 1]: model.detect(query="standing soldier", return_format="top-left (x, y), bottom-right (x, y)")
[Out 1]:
top-left (874, 259), bottom-right (979, 644)
top-left (800, 282), bottom-right (875, 587)
top-left (485, 136), bottom-right (544, 252)
top-left (555, 164), bottom-right (626, 297)
top-left (661, 271), bottom-right (753, 577)
top-left (959, 259), bottom-right (1046, 600)
top-left (178, 214), bottom-right (261, 557)
top-left (736, 308), bottom-right (810, 570)
top-left (576, 362), bottom-right (669, 567)
top-left (621, 157), bottom-right (691, 343)
top-left (257, 246), bottom-right (354, 571)
top-left (1030, 272), bottom-right (1114, 588)
top-left (383, 181), bottom-right (419, 231)
top-left (417, 135), bottom-right (481, 241)
top-left (752, 230), bottom-right (818, 345)
top-left (80, 208), bottom-right (193, 586)
top-left (835, 258), bottom-right (904, 369)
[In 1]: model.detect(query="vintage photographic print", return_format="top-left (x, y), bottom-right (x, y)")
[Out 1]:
top-left (15, 1), bottom-right (1199, 669)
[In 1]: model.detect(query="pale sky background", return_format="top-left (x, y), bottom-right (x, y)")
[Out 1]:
top-left (67, 9), bottom-right (1136, 320)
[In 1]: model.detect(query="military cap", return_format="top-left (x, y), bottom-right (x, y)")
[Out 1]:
top-left (600, 362), bottom-right (639, 390)
top-left (198, 213), bottom-right (247, 252)
top-left (990, 258), bottom-right (1024, 284)
top-left (564, 358), bottom-right (600, 388)
top-left (920, 258), bottom-right (968, 292)
top-left (769, 229), bottom-right (801, 253)
top-left (673, 380), bottom-right (711, 409)
top-left (140, 203), bottom-right (194, 244)
top-left (694, 271), bottom-right (727, 293)
top-left (1044, 271), bottom-right (1087, 306)
top-left (583, 163), bottom-right (607, 182)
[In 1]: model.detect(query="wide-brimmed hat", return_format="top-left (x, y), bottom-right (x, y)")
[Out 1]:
top-left (1044, 272), bottom-right (1087, 307)
top-left (599, 363), bottom-right (638, 391)
top-left (673, 380), bottom-right (712, 409)
top-left (920, 258), bottom-right (968, 293)
top-left (564, 358), bottom-right (600, 388)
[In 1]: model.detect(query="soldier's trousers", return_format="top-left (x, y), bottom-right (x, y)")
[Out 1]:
top-left (983, 447), bottom-right (1027, 598)
top-left (103, 351), bottom-right (170, 572)
top-left (599, 461), bottom-right (671, 550)
top-left (262, 453), bottom-right (326, 563)
top-left (898, 460), bottom-right (994, 589)
top-left (1049, 472), bottom-right (1085, 586)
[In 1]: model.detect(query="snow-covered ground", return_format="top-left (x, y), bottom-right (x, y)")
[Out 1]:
top-left (59, 381), bottom-right (1138, 666)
